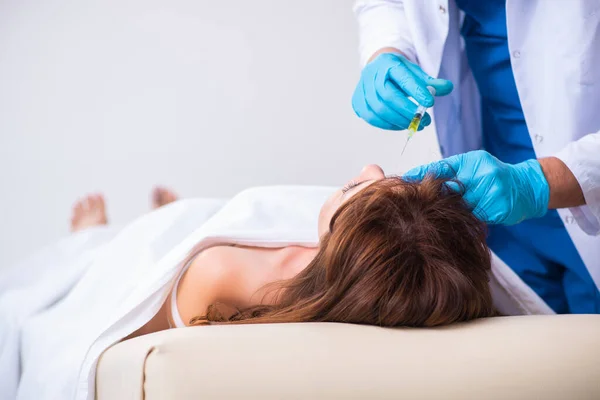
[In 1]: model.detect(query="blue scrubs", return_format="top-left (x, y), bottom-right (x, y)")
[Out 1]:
top-left (455, 0), bottom-right (600, 313)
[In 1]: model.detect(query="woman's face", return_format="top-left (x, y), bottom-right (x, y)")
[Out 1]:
top-left (318, 164), bottom-right (386, 237)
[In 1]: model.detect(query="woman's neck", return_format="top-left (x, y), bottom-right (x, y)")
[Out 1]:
top-left (246, 245), bottom-right (318, 306)
top-left (276, 245), bottom-right (320, 280)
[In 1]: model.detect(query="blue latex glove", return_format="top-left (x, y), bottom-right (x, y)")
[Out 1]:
top-left (404, 150), bottom-right (550, 225)
top-left (352, 52), bottom-right (454, 130)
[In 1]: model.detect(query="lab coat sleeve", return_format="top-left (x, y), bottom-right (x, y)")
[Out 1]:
top-left (354, 0), bottom-right (416, 67)
top-left (554, 132), bottom-right (600, 235)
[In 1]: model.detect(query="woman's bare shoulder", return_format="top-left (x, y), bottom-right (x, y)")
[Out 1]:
top-left (176, 246), bottom-right (245, 323)
top-left (182, 246), bottom-right (240, 293)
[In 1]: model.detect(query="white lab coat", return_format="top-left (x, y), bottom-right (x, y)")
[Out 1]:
top-left (355, 0), bottom-right (600, 290)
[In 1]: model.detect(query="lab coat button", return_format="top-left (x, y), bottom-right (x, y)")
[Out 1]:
top-left (438, 5), bottom-right (447, 14)
top-left (565, 215), bottom-right (576, 224)
top-left (512, 50), bottom-right (521, 58)
top-left (534, 134), bottom-right (544, 144)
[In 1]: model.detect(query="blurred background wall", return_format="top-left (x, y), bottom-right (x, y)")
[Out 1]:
top-left (0, 0), bottom-right (440, 268)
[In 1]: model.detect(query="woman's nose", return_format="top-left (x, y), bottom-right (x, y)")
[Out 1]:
top-left (360, 164), bottom-right (385, 180)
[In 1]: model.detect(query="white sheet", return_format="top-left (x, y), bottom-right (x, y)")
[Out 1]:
top-left (0, 186), bottom-right (552, 400)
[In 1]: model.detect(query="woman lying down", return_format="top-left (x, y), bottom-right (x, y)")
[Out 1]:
top-left (0, 164), bottom-right (550, 400)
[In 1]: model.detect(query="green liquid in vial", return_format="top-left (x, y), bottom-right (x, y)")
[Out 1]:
top-left (408, 113), bottom-right (422, 133)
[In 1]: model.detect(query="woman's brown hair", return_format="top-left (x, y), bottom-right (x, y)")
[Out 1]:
top-left (191, 176), bottom-right (495, 327)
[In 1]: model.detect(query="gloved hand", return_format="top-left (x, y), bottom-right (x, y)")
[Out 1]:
top-left (352, 52), bottom-right (454, 130)
top-left (404, 150), bottom-right (550, 225)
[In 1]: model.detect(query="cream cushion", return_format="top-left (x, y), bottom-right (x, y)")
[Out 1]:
top-left (97, 315), bottom-right (600, 399)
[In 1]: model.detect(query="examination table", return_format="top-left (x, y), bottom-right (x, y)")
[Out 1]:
top-left (96, 314), bottom-right (600, 399)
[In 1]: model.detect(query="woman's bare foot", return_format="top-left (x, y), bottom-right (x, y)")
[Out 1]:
top-left (151, 186), bottom-right (179, 209)
top-left (70, 194), bottom-right (108, 232)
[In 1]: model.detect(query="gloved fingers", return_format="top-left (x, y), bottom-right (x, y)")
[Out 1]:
top-left (352, 52), bottom-right (444, 131)
top-left (471, 205), bottom-right (491, 224)
top-left (351, 79), bottom-right (399, 130)
top-left (353, 53), bottom-right (437, 130)
top-left (445, 180), bottom-right (492, 223)
top-left (403, 159), bottom-right (458, 182)
top-left (379, 79), bottom-right (433, 130)
top-left (388, 62), bottom-right (434, 108)
top-left (362, 69), bottom-right (412, 129)
top-left (404, 62), bottom-right (454, 97)
top-left (371, 80), bottom-right (432, 130)
top-left (415, 111), bottom-right (432, 130)
top-left (425, 78), bottom-right (454, 97)
top-left (444, 180), bottom-right (461, 193)
top-left (402, 165), bottom-right (428, 181)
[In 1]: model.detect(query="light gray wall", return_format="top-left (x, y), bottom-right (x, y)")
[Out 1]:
top-left (0, 0), bottom-right (440, 268)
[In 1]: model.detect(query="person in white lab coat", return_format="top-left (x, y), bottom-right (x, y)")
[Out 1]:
top-left (352, 0), bottom-right (600, 313)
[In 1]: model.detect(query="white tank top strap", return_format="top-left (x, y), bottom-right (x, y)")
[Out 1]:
top-left (170, 258), bottom-right (194, 328)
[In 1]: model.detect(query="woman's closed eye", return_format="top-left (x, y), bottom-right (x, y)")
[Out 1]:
top-left (342, 181), bottom-right (361, 194)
